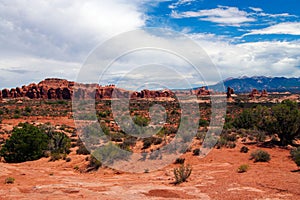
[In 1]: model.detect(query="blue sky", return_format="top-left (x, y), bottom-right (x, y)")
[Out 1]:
top-left (146, 0), bottom-right (300, 42)
top-left (145, 0), bottom-right (300, 42)
top-left (0, 0), bottom-right (299, 88)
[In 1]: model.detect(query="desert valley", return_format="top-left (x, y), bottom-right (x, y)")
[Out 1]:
top-left (0, 78), bottom-right (299, 200)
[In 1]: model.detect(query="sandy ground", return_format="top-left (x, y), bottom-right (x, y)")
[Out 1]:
top-left (1, 117), bottom-right (300, 199)
top-left (0, 141), bottom-right (299, 200)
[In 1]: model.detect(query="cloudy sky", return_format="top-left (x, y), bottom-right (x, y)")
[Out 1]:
top-left (0, 0), bottom-right (299, 88)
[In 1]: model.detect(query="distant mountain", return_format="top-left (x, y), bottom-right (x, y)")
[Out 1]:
top-left (210, 76), bottom-right (300, 93)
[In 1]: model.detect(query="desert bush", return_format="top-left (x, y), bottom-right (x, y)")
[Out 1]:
top-left (173, 164), bottom-right (192, 185)
top-left (142, 137), bottom-right (161, 149)
top-left (227, 142), bottom-right (236, 149)
top-left (49, 152), bottom-right (63, 162)
top-left (133, 115), bottom-right (149, 127)
top-left (237, 164), bottom-right (249, 173)
top-left (234, 100), bottom-right (300, 146)
top-left (216, 137), bottom-right (227, 148)
top-left (93, 142), bottom-right (131, 165)
top-left (199, 118), bottom-right (209, 127)
top-left (240, 146), bottom-right (249, 153)
top-left (153, 137), bottom-right (163, 145)
top-left (25, 106), bottom-right (32, 113)
top-left (195, 132), bottom-right (205, 140)
top-left (86, 155), bottom-right (102, 172)
top-left (122, 136), bottom-right (137, 147)
top-left (174, 158), bottom-right (185, 164)
top-left (193, 148), bottom-right (201, 156)
top-left (202, 135), bottom-right (218, 148)
top-left (47, 132), bottom-right (71, 155)
top-left (250, 149), bottom-right (270, 162)
top-left (0, 123), bottom-right (49, 163)
top-left (290, 147), bottom-right (300, 167)
top-left (110, 132), bottom-right (124, 142)
top-left (65, 157), bottom-right (71, 162)
top-left (253, 130), bottom-right (266, 142)
top-left (5, 177), bottom-right (15, 184)
top-left (76, 144), bottom-right (90, 155)
top-left (233, 109), bottom-right (256, 130)
top-left (268, 100), bottom-right (300, 146)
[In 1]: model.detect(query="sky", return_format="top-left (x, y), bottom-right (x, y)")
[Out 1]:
top-left (0, 0), bottom-right (299, 88)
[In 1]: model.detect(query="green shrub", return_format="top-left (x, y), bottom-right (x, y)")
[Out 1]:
top-left (133, 115), bottom-right (149, 127)
top-left (0, 123), bottom-right (71, 163)
top-left (193, 148), bottom-right (201, 156)
top-left (250, 149), bottom-right (270, 162)
top-left (174, 158), bottom-right (185, 164)
top-left (49, 153), bottom-right (63, 162)
top-left (93, 142), bottom-right (131, 165)
top-left (153, 137), bottom-right (163, 145)
top-left (5, 177), bottom-right (15, 184)
top-left (227, 142), bottom-right (236, 149)
top-left (240, 146), bottom-right (249, 153)
top-left (13, 114), bottom-right (20, 119)
top-left (76, 145), bottom-right (90, 155)
top-left (110, 132), bottom-right (124, 142)
top-left (290, 147), bottom-right (300, 167)
top-left (237, 164), bottom-right (249, 173)
top-left (25, 106), bottom-right (32, 113)
top-left (0, 123), bottom-right (49, 163)
top-left (173, 164), bottom-right (192, 185)
top-left (86, 155), bottom-right (102, 172)
top-left (199, 118), bottom-right (209, 127)
top-left (233, 109), bottom-right (256, 130)
top-left (47, 132), bottom-right (71, 155)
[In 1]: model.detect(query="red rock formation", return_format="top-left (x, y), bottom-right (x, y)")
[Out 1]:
top-left (249, 89), bottom-right (268, 98)
top-left (191, 86), bottom-right (210, 96)
top-left (0, 78), bottom-right (175, 100)
top-left (261, 89), bottom-right (268, 97)
top-left (226, 87), bottom-right (234, 98)
top-left (2, 89), bottom-right (10, 98)
top-left (249, 89), bottom-right (260, 98)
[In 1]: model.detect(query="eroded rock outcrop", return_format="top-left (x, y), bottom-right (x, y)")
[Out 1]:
top-left (190, 86), bottom-right (210, 97)
top-left (226, 87), bottom-right (234, 98)
top-left (249, 88), bottom-right (268, 98)
top-left (0, 78), bottom-right (175, 100)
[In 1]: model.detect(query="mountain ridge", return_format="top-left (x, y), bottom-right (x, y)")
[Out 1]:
top-left (210, 76), bottom-right (300, 93)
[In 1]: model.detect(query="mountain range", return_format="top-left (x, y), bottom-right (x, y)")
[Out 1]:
top-left (210, 76), bottom-right (300, 93)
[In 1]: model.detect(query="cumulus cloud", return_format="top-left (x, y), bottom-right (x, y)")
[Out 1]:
top-left (168, 0), bottom-right (196, 9)
top-left (76, 29), bottom-right (222, 90)
top-left (0, 0), bottom-right (146, 88)
top-left (191, 36), bottom-right (300, 79)
top-left (249, 7), bottom-right (263, 12)
top-left (243, 22), bottom-right (300, 36)
top-left (0, 56), bottom-right (81, 88)
top-left (171, 6), bottom-right (256, 26)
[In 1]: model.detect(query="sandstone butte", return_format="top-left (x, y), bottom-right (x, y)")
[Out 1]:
top-left (0, 78), bottom-right (171, 100)
top-left (0, 78), bottom-right (214, 100)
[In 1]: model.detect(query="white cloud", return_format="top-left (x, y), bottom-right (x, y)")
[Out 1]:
top-left (191, 36), bottom-right (300, 79)
top-left (0, 56), bottom-right (80, 88)
top-left (0, 0), bottom-right (146, 87)
top-left (243, 22), bottom-right (300, 36)
top-left (171, 6), bottom-right (256, 26)
top-left (249, 7), bottom-right (263, 12)
top-left (168, 0), bottom-right (195, 9)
